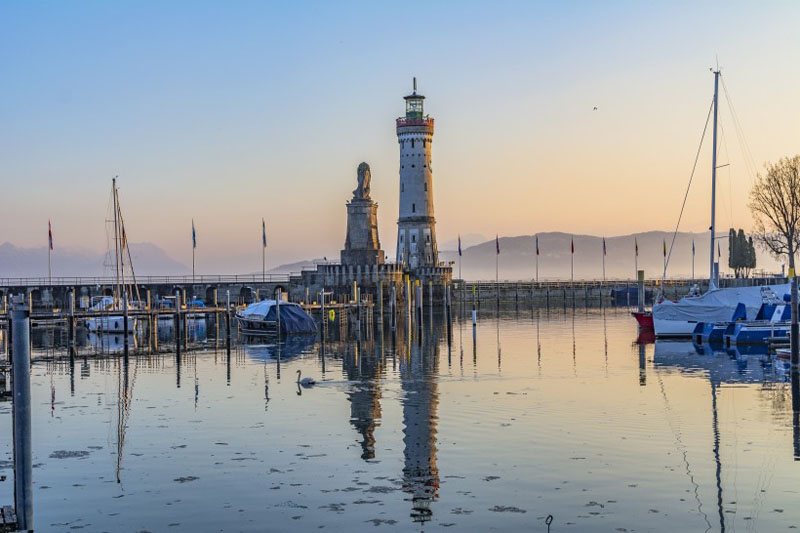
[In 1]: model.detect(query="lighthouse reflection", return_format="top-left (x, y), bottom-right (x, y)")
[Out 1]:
top-left (342, 314), bottom-right (442, 523)
top-left (400, 319), bottom-right (440, 523)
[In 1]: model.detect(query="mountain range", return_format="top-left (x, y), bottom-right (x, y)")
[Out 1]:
top-left (438, 231), bottom-right (784, 281)
top-left (1, 231), bottom-right (785, 281)
top-left (0, 242), bottom-right (189, 278)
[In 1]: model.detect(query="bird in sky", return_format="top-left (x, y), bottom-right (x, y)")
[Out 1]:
top-left (593, 106), bottom-right (598, 111)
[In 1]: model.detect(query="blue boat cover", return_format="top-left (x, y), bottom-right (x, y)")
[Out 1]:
top-left (265, 303), bottom-right (318, 334)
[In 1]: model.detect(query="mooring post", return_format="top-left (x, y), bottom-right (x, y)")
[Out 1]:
top-left (320, 288), bottom-right (326, 340)
top-left (11, 295), bottom-right (33, 530)
top-left (276, 288), bottom-right (282, 341)
top-left (446, 284), bottom-right (452, 339)
top-left (226, 290), bottom-right (231, 355)
top-left (123, 295), bottom-right (129, 356)
top-left (68, 289), bottom-right (75, 355)
top-left (415, 281), bottom-right (423, 322)
top-left (390, 284), bottom-right (396, 330)
top-left (378, 280), bottom-right (384, 322)
top-left (356, 287), bottom-right (362, 340)
top-left (175, 289), bottom-right (181, 357)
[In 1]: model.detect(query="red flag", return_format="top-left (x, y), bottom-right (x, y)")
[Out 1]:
top-left (48, 219), bottom-right (53, 250)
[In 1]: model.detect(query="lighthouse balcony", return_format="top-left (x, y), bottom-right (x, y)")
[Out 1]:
top-left (396, 116), bottom-right (434, 133)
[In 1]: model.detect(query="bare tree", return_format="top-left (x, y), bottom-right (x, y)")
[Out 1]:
top-left (749, 156), bottom-right (800, 269)
top-left (750, 155), bottom-right (800, 363)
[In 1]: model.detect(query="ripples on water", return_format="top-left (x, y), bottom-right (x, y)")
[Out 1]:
top-left (1, 306), bottom-right (799, 531)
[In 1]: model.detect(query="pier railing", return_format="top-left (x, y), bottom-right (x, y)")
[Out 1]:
top-left (0, 274), bottom-right (291, 287)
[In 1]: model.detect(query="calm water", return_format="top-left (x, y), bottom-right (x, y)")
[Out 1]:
top-left (2, 307), bottom-right (799, 532)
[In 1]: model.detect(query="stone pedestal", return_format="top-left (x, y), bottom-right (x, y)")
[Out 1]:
top-left (341, 198), bottom-right (385, 265)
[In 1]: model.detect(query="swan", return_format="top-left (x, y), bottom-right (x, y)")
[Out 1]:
top-left (296, 369), bottom-right (316, 387)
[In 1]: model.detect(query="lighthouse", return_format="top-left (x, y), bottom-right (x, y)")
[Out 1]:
top-left (396, 78), bottom-right (438, 271)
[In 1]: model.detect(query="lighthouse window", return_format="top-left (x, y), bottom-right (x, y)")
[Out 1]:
top-left (411, 164), bottom-right (415, 168)
top-left (426, 235), bottom-right (430, 242)
top-left (423, 164), bottom-right (427, 168)
top-left (423, 140), bottom-right (426, 147)
top-left (424, 182), bottom-right (427, 191)
top-left (401, 183), bottom-right (404, 192)
top-left (412, 235), bottom-right (416, 243)
top-left (412, 203), bottom-right (416, 213)
top-left (411, 139), bottom-right (415, 148)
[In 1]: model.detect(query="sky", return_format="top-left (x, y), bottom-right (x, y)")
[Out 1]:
top-left (1, 1), bottom-right (798, 273)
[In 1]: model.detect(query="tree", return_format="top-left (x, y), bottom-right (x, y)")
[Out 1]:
top-left (749, 155), bottom-right (800, 363)
top-left (727, 227), bottom-right (757, 278)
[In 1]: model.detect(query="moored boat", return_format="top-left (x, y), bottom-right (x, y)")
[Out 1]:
top-left (235, 300), bottom-right (317, 335)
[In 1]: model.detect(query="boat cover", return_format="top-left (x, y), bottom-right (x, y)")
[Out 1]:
top-left (653, 284), bottom-right (791, 323)
top-left (239, 300), bottom-right (317, 334)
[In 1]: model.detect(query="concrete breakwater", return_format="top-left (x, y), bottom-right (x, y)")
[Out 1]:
top-left (0, 275), bottom-right (787, 313)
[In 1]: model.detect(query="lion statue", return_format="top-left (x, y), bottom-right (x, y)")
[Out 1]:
top-left (353, 162), bottom-right (371, 199)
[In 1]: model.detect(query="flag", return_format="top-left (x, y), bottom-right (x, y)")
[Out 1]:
top-left (602, 237), bottom-right (606, 256)
top-left (495, 235), bottom-right (500, 255)
top-left (535, 235), bottom-right (539, 256)
top-left (262, 218), bottom-right (267, 248)
top-left (571, 237), bottom-right (574, 254)
top-left (121, 226), bottom-right (127, 250)
top-left (48, 219), bottom-right (53, 250)
top-left (635, 237), bottom-right (638, 257)
top-left (718, 241), bottom-right (721, 259)
top-left (192, 219), bottom-right (197, 249)
top-left (663, 239), bottom-right (666, 258)
top-left (692, 239), bottom-right (695, 256)
top-left (458, 234), bottom-right (462, 257)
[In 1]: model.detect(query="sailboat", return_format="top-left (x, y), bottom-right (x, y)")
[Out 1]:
top-left (651, 71), bottom-right (789, 337)
top-left (87, 178), bottom-right (141, 333)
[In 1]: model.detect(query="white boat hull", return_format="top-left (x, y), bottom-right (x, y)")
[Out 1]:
top-left (653, 318), bottom-right (699, 338)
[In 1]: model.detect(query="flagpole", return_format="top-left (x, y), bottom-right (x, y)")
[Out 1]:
top-left (262, 218), bottom-right (267, 283)
top-left (48, 219), bottom-right (53, 286)
top-left (571, 236), bottom-right (574, 282)
top-left (602, 237), bottom-right (606, 283)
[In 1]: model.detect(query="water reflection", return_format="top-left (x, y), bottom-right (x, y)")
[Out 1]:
top-left (3, 310), bottom-right (800, 530)
top-left (401, 321), bottom-right (440, 523)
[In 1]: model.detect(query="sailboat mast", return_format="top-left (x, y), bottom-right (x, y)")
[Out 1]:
top-left (709, 70), bottom-right (720, 289)
top-left (112, 178), bottom-right (121, 306)
top-left (116, 184), bottom-right (127, 304)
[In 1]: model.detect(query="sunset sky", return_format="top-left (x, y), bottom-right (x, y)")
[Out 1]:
top-left (2, 1), bottom-right (798, 272)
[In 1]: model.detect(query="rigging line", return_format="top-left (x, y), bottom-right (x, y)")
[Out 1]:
top-left (720, 74), bottom-right (758, 184)
top-left (662, 99), bottom-right (715, 283)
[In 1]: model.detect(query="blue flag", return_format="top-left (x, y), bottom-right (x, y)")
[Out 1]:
top-left (262, 218), bottom-right (267, 248)
top-left (458, 234), bottom-right (462, 257)
top-left (192, 219), bottom-right (196, 249)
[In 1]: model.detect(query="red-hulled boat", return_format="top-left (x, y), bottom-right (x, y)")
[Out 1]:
top-left (632, 311), bottom-right (654, 330)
